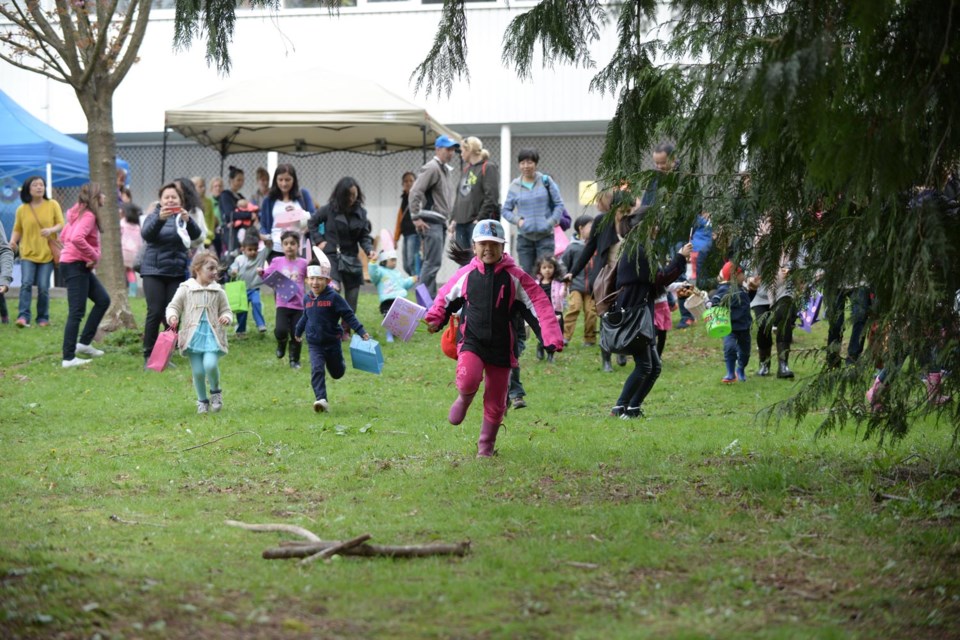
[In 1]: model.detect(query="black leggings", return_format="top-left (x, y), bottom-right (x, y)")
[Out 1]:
top-left (275, 307), bottom-right (303, 363)
top-left (142, 275), bottom-right (183, 358)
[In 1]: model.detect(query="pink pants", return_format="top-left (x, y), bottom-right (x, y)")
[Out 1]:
top-left (456, 350), bottom-right (511, 425)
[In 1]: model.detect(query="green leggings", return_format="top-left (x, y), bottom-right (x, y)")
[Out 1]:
top-left (188, 351), bottom-right (221, 401)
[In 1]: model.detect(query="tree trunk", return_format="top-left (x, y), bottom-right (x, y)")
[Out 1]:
top-left (77, 86), bottom-right (137, 332)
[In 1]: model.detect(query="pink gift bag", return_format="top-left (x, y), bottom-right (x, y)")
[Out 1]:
top-left (381, 297), bottom-right (426, 341)
top-left (553, 225), bottom-right (569, 256)
top-left (146, 328), bottom-right (177, 372)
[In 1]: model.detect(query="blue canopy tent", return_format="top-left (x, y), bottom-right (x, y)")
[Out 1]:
top-left (0, 89), bottom-right (129, 234)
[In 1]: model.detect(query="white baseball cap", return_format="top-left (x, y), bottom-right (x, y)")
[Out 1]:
top-left (472, 219), bottom-right (506, 244)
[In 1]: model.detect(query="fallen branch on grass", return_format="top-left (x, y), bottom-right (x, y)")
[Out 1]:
top-left (226, 519), bottom-right (470, 562)
top-left (178, 431), bottom-right (264, 452)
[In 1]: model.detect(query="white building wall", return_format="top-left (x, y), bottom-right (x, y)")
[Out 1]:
top-left (0, 2), bottom-right (622, 136)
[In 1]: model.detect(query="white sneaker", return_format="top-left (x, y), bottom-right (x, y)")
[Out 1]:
top-left (76, 343), bottom-right (104, 357)
top-left (62, 358), bottom-right (90, 368)
top-left (197, 400), bottom-right (210, 414)
top-left (210, 391), bottom-right (223, 413)
top-left (313, 399), bottom-right (329, 413)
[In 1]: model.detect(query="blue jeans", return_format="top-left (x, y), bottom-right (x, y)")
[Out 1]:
top-left (515, 234), bottom-right (555, 276)
top-left (402, 233), bottom-right (422, 277)
top-left (308, 340), bottom-right (346, 401)
top-left (236, 288), bottom-right (265, 333)
top-left (18, 259), bottom-right (54, 324)
top-left (61, 261), bottom-right (111, 360)
top-left (454, 222), bottom-right (475, 250)
top-left (723, 329), bottom-right (752, 371)
top-left (826, 287), bottom-right (870, 362)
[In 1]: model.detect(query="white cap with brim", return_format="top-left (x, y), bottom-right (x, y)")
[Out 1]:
top-left (379, 249), bottom-right (397, 262)
top-left (471, 219), bottom-right (507, 244)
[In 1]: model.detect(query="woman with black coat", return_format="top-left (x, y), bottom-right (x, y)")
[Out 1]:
top-left (308, 177), bottom-right (377, 322)
top-left (140, 182), bottom-right (202, 363)
top-left (610, 223), bottom-right (690, 419)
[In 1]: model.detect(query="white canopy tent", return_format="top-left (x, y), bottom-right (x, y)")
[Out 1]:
top-left (163, 68), bottom-right (460, 177)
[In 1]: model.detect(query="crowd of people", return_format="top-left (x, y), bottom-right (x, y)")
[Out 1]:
top-left (1, 136), bottom-right (954, 458)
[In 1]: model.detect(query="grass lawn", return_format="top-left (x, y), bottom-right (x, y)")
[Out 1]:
top-left (1, 291), bottom-right (958, 639)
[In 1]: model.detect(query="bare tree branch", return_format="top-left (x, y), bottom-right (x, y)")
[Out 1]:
top-left (109, 0), bottom-right (152, 88)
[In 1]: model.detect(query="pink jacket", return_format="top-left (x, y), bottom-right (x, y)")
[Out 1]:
top-left (59, 204), bottom-right (101, 265)
top-left (426, 253), bottom-right (564, 368)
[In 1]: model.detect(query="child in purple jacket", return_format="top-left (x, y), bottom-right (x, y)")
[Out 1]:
top-left (260, 230), bottom-right (308, 369)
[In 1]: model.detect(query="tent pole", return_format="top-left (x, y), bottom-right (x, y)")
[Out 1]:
top-left (421, 126), bottom-right (427, 164)
top-left (160, 127), bottom-right (169, 184)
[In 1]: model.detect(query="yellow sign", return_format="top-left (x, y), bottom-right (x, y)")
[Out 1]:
top-left (579, 181), bottom-right (598, 206)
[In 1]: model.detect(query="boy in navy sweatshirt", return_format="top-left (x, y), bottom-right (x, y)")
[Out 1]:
top-left (294, 250), bottom-right (369, 412)
top-left (711, 261), bottom-right (753, 383)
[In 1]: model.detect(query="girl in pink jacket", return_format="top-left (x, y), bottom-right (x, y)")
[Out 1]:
top-left (59, 183), bottom-right (111, 368)
top-left (425, 220), bottom-right (564, 458)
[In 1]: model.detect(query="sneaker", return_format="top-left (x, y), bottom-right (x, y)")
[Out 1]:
top-left (546, 352), bottom-right (555, 363)
top-left (290, 361), bottom-right (301, 370)
top-left (76, 343), bottom-right (104, 357)
top-left (62, 357), bottom-right (90, 368)
top-left (625, 406), bottom-right (643, 419)
top-left (583, 341), bottom-right (595, 347)
top-left (1, 316), bottom-right (8, 324)
top-left (675, 319), bottom-right (694, 329)
top-left (536, 345), bottom-right (545, 360)
top-left (210, 391), bottom-right (223, 413)
top-left (511, 396), bottom-right (527, 410)
top-left (257, 326), bottom-right (268, 334)
top-left (37, 320), bottom-right (50, 327)
top-left (617, 354), bottom-right (628, 367)
top-left (15, 318), bottom-right (29, 328)
top-left (276, 342), bottom-right (286, 359)
top-left (313, 399), bottom-right (329, 413)
top-left (610, 405), bottom-right (626, 418)
top-left (197, 400), bottom-right (210, 414)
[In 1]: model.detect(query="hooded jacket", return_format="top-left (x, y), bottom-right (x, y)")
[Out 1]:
top-left (294, 286), bottom-right (366, 344)
top-left (425, 253), bottom-right (564, 368)
top-left (165, 278), bottom-right (233, 354)
top-left (60, 204), bottom-right (101, 265)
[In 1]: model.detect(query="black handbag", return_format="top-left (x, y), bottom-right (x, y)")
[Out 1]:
top-left (600, 305), bottom-right (655, 355)
top-left (336, 252), bottom-right (364, 280)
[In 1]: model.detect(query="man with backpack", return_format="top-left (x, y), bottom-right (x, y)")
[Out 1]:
top-left (409, 135), bottom-right (459, 296)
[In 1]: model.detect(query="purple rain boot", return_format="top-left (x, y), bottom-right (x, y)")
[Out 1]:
top-left (477, 419), bottom-right (501, 458)
top-left (448, 392), bottom-right (476, 426)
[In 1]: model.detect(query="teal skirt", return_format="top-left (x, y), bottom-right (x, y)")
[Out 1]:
top-left (187, 311), bottom-right (224, 355)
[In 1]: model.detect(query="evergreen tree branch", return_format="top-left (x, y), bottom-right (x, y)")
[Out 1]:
top-left (501, 0), bottom-right (604, 79)
top-left (410, 0), bottom-right (469, 97)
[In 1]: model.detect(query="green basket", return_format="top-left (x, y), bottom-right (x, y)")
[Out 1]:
top-left (703, 306), bottom-right (731, 338)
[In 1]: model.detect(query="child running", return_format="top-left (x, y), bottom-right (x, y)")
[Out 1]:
top-left (368, 248), bottom-right (417, 342)
top-left (711, 261), bottom-right (753, 383)
top-left (425, 220), bottom-right (564, 458)
top-left (294, 250), bottom-right (370, 413)
top-left (166, 252), bottom-right (233, 414)
top-left (228, 234), bottom-right (269, 335)
top-left (534, 254), bottom-right (566, 363)
top-left (560, 214), bottom-right (597, 348)
top-left (261, 230), bottom-right (308, 369)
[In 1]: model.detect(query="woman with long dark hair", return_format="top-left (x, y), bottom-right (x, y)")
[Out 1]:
top-left (59, 183), bottom-right (111, 368)
top-left (258, 164), bottom-right (316, 261)
top-left (308, 177), bottom-right (376, 327)
top-left (9, 175), bottom-right (64, 328)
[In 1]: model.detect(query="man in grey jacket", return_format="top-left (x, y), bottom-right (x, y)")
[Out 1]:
top-left (409, 135), bottom-right (459, 296)
top-left (0, 222), bottom-right (13, 323)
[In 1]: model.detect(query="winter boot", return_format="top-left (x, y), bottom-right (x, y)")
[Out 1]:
top-left (722, 359), bottom-right (736, 383)
top-left (601, 349), bottom-right (614, 373)
top-left (477, 419), bottom-right (501, 458)
top-left (276, 340), bottom-right (287, 360)
top-left (536, 344), bottom-right (545, 360)
top-left (288, 339), bottom-right (302, 369)
top-left (448, 392), bottom-right (476, 425)
top-left (776, 343), bottom-right (794, 379)
top-left (757, 347), bottom-right (772, 377)
top-left (617, 353), bottom-right (628, 367)
top-left (865, 376), bottom-right (885, 412)
top-left (924, 371), bottom-right (952, 406)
